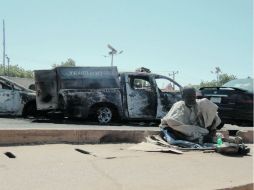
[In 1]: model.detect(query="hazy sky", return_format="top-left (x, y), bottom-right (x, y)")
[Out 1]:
top-left (0, 0), bottom-right (253, 85)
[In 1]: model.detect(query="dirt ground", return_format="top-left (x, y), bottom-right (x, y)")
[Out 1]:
top-left (0, 144), bottom-right (253, 190)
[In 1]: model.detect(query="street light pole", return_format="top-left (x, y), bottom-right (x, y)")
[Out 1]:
top-left (107, 44), bottom-right (123, 67)
top-left (3, 20), bottom-right (6, 75)
top-left (110, 52), bottom-right (114, 67)
top-left (6, 55), bottom-right (10, 76)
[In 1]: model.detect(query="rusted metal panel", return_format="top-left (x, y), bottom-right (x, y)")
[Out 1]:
top-left (56, 67), bottom-right (120, 89)
top-left (34, 67), bottom-right (120, 111)
top-left (0, 90), bottom-right (17, 113)
top-left (34, 70), bottom-right (58, 110)
top-left (0, 76), bottom-right (35, 116)
top-left (125, 74), bottom-right (157, 119)
top-left (60, 88), bottom-right (123, 118)
top-left (35, 67), bottom-right (123, 120)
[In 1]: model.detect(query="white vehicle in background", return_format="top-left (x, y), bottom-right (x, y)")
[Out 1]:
top-left (0, 76), bottom-right (36, 117)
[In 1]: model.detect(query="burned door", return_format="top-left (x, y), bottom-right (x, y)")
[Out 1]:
top-left (125, 74), bottom-right (157, 119)
top-left (0, 80), bottom-right (21, 114)
top-left (34, 70), bottom-right (58, 110)
top-left (155, 76), bottom-right (182, 118)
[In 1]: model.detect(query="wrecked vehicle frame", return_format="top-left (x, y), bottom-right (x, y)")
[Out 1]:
top-left (0, 76), bottom-right (36, 117)
top-left (35, 67), bottom-right (182, 124)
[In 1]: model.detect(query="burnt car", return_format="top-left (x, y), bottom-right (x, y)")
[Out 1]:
top-left (197, 78), bottom-right (253, 126)
top-left (0, 76), bottom-right (37, 117)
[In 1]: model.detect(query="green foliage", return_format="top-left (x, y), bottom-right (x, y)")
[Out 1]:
top-left (0, 58), bottom-right (76, 79)
top-left (52, 58), bottom-right (76, 68)
top-left (200, 73), bottom-right (237, 88)
top-left (218, 73), bottom-right (237, 86)
top-left (0, 64), bottom-right (34, 78)
top-left (199, 80), bottom-right (218, 88)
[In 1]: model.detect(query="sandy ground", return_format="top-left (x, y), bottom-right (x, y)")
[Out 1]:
top-left (0, 144), bottom-right (253, 190)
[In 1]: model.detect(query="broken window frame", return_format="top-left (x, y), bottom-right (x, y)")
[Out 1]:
top-left (128, 75), bottom-right (153, 91)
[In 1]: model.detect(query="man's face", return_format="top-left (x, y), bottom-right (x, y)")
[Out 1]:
top-left (184, 93), bottom-right (196, 107)
top-left (182, 88), bottom-right (196, 107)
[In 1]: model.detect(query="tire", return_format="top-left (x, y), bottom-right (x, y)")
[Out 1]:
top-left (96, 106), bottom-right (113, 124)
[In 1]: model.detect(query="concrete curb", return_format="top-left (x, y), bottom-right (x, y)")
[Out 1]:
top-left (0, 129), bottom-right (159, 146)
top-left (0, 129), bottom-right (252, 146)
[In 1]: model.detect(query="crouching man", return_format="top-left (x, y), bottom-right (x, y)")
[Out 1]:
top-left (160, 87), bottom-right (223, 145)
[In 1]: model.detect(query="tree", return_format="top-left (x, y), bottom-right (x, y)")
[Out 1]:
top-left (0, 64), bottom-right (34, 78)
top-left (218, 73), bottom-right (237, 86)
top-left (211, 67), bottom-right (222, 84)
top-left (199, 80), bottom-right (218, 88)
top-left (52, 58), bottom-right (76, 68)
top-left (0, 58), bottom-right (76, 79)
top-left (200, 73), bottom-right (237, 88)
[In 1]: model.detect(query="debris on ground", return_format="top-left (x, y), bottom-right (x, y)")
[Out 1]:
top-left (128, 142), bottom-right (183, 154)
top-left (129, 133), bottom-right (250, 156)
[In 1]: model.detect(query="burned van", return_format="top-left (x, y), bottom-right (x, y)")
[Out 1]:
top-left (35, 67), bottom-right (182, 124)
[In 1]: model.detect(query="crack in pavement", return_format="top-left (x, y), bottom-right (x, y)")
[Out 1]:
top-left (88, 159), bottom-right (123, 190)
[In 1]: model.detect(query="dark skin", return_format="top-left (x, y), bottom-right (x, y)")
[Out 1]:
top-left (164, 87), bottom-right (221, 143)
top-left (181, 87), bottom-right (223, 143)
top-left (182, 88), bottom-right (196, 108)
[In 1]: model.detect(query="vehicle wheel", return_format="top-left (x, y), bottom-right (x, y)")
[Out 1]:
top-left (96, 106), bottom-right (113, 124)
top-left (23, 102), bottom-right (37, 118)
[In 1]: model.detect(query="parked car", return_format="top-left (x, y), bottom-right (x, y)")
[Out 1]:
top-left (34, 67), bottom-right (182, 124)
top-left (197, 78), bottom-right (253, 126)
top-left (0, 76), bottom-right (37, 117)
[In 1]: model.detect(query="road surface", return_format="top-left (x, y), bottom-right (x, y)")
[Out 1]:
top-left (0, 144), bottom-right (253, 190)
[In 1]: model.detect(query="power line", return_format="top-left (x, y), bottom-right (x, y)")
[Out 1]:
top-left (168, 71), bottom-right (179, 90)
top-left (168, 70), bottom-right (179, 80)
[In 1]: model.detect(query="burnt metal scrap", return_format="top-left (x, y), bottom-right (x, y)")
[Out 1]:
top-left (35, 66), bottom-right (182, 124)
top-left (0, 76), bottom-right (36, 117)
top-left (135, 67), bottom-right (151, 73)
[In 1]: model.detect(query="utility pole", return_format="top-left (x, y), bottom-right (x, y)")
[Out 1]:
top-left (6, 55), bottom-right (10, 76)
top-left (2, 20), bottom-right (5, 75)
top-left (168, 71), bottom-right (179, 90)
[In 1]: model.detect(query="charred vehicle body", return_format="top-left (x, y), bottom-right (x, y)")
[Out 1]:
top-left (35, 67), bottom-right (182, 124)
top-left (0, 76), bottom-right (36, 117)
top-left (197, 78), bottom-right (253, 126)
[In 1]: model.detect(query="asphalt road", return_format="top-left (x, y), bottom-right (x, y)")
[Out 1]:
top-left (0, 144), bottom-right (253, 190)
top-left (0, 117), bottom-right (252, 131)
top-left (0, 117), bottom-right (159, 130)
